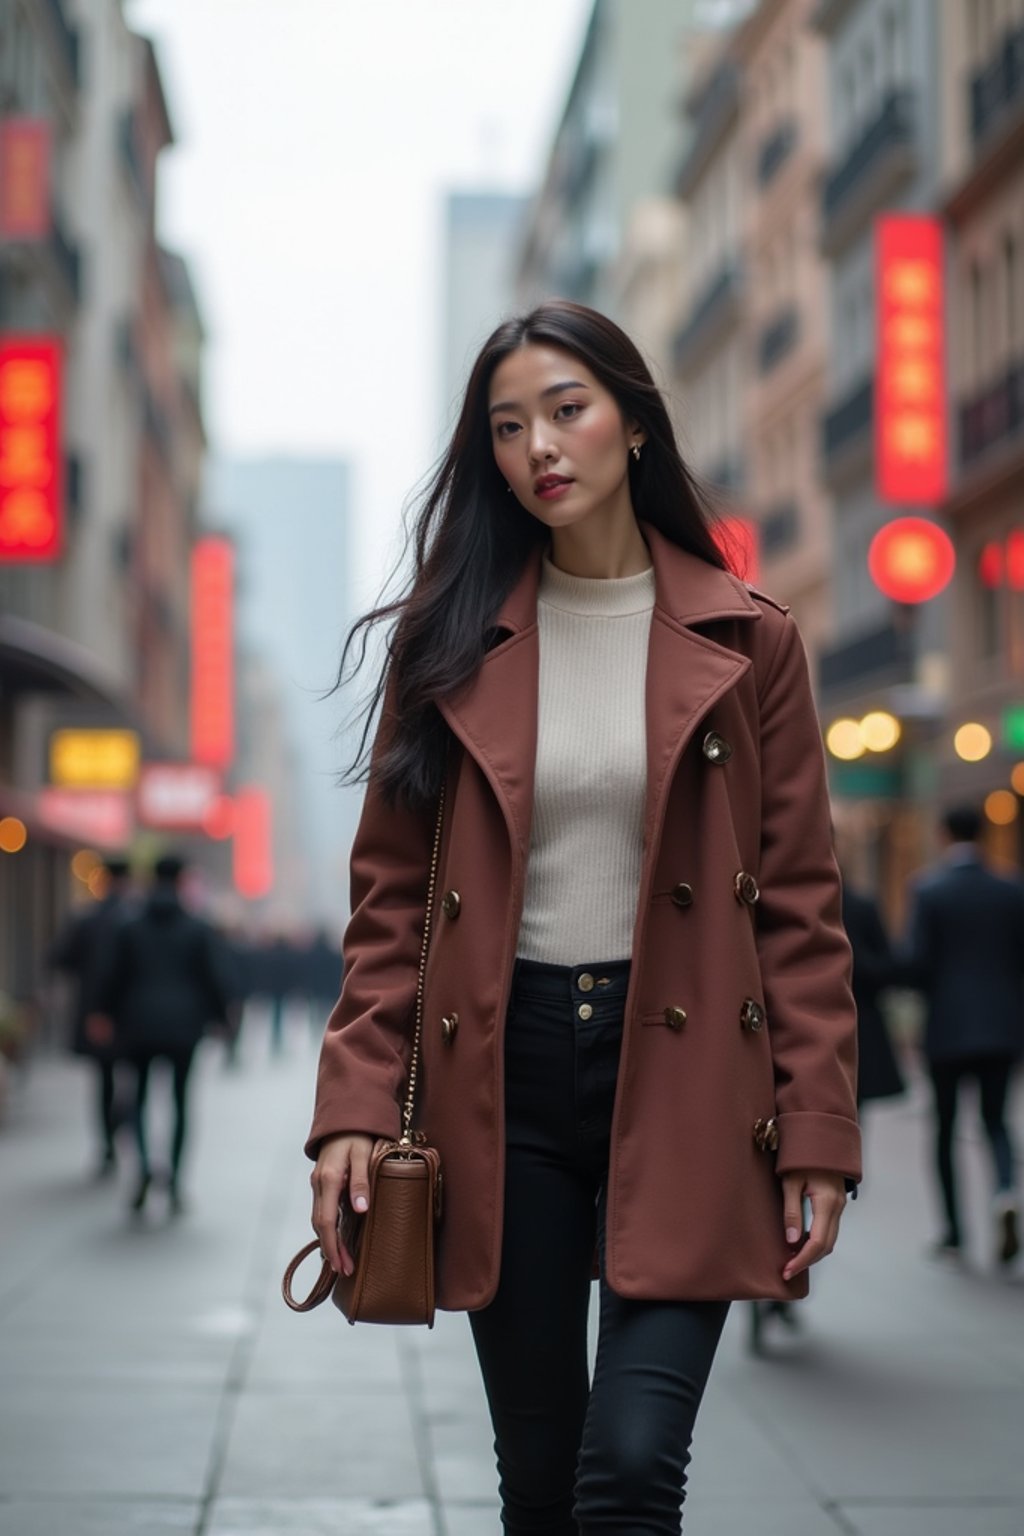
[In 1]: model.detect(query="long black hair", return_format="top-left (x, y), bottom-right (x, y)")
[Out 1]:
top-left (338, 299), bottom-right (727, 808)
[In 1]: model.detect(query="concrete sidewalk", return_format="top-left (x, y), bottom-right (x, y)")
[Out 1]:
top-left (0, 1013), bottom-right (1022, 1536)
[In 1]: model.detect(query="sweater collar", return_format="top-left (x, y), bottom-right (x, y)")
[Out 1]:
top-left (496, 521), bottom-right (761, 635)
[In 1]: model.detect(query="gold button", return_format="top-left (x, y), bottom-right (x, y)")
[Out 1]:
top-left (734, 871), bottom-right (760, 905)
top-left (441, 890), bottom-right (461, 919)
top-left (702, 730), bottom-right (732, 764)
top-left (578, 1003), bottom-right (593, 1021)
top-left (671, 882), bottom-right (694, 908)
top-left (441, 1013), bottom-right (459, 1043)
top-left (740, 997), bottom-right (766, 1032)
top-left (753, 1116), bottom-right (779, 1152)
top-left (578, 972), bottom-right (595, 992)
top-left (664, 1006), bottom-right (687, 1031)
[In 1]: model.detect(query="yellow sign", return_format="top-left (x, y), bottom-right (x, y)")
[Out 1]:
top-left (49, 729), bottom-right (141, 790)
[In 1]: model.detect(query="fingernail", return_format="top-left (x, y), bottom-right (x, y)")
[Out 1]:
top-left (786, 1227), bottom-right (800, 1244)
top-left (353, 1195), bottom-right (368, 1213)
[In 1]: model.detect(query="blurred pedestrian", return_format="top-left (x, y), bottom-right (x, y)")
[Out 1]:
top-left (842, 882), bottom-right (904, 1108)
top-left (902, 805), bottom-right (1024, 1266)
top-left (94, 854), bottom-right (232, 1215)
top-left (305, 302), bottom-right (860, 1531)
top-left (49, 855), bottom-right (134, 1177)
top-left (300, 927), bottom-right (343, 1037)
top-left (251, 931), bottom-right (298, 1056)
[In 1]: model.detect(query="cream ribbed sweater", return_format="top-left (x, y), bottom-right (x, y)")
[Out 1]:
top-left (516, 556), bottom-right (655, 966)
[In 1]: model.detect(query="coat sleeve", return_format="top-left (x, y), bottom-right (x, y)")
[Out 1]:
top-left (756, 615), bottom-right (861, 1182)
top-left (304, 749), bottom-right (435, 1161)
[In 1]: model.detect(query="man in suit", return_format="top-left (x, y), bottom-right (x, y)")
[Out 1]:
top-left (49, 856), bottom-right (134, 1176)
top-left (903, 805), bottom-right (1024, 1266)
top-left (93, 855), bottom-right (232, 1215)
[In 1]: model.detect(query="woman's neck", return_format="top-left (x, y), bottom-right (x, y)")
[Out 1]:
top-left (548, 511), bottom-right (651, 580)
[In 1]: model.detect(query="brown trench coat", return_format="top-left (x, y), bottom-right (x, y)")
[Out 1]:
top-left (307, 523), bottom-right (861, 1307)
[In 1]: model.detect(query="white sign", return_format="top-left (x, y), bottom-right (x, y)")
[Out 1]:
top-left (137, 763), bottom-right (221, 831)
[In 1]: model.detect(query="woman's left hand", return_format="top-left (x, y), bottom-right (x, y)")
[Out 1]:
top-left (780, 1169), bottom-right (847, 1282)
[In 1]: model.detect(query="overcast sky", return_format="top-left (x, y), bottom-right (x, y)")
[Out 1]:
top-left (128, 0), bottom-right (592, 592)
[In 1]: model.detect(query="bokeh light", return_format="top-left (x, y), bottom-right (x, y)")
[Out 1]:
top-left (985, 790), bottom-right (1018, 825)
top-left (0, 817), bottom-right (28, 854)
top-left (860, 711), bottom-right (901, 752)
top-left (826, 719), bottom-right (865, 760)
top-left (953, 723), bottom-right (992, 762)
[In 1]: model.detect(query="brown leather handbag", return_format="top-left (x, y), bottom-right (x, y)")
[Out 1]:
top-left (281, 785), bottom-right (446, 1327)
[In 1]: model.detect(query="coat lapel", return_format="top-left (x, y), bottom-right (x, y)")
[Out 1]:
top-left (437, 523), bottom-right (763, 866)
top-left (640, 523), bottom-right (759, 844)
top-left (438, 550), bottom-right (543, 873)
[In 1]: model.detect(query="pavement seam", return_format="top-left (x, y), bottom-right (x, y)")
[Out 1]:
top-left (191, 1105), bottom-right (302, 1536)
top-left (397, 1331), bottom-right (449, 1536)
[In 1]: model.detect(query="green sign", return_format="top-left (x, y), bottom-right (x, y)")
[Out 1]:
top-left (829, 761), bottom-right (904, 799)
top-left (1002, 705), bottom-right (1024, 753)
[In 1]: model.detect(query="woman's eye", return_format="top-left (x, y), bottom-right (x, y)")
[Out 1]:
top-left (495, 421), bottom-right (520, 439)
top-left (555, 402), bottom-right (582, 420)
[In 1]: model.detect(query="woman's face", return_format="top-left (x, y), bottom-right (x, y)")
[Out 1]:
top-left (487, 343), bottom-right (644, 533)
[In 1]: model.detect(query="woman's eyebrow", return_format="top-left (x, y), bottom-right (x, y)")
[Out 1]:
top-left (488, 380), bottom-right (590, 415)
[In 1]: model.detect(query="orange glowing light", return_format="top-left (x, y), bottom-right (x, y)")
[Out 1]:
top-left (876, 217), bottom-right (947, 505)
top-left (0, 817), bottom-right (28, 853)
top-left (233, 786), bottom-right (273, 899)
top-left (0, 339), bottom-right (62, 563)
top-left (868, 517), bottom-right (955, 604)
top-left (0, 119), bottom-right (52, 241)
top-left (190, 539), bottom-right (235, 769)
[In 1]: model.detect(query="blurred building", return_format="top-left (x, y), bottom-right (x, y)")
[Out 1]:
top-left (0, 3), bottom-right (208, 1011)
top-left (812, 0), bottom-right (949, 905)
top-left (203, 457), bottom-right (358, 928)
top-left (736, 0), bottom-right (831, 655)
top-left (938, 0), bottom-right (1024, 861)
top-left (671, 36), bottom-right (747, 505)
top-left (515, 0), bottom-right (701, 320)
top-left (440, 191), bottom-right (527, 437)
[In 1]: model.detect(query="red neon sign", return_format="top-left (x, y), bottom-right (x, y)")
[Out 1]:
top-left (868, 517), bottom-right (955, 604)
top-left (0, 119), bottom-right (52, 241)
top-left (190, 538), bottom-right (235, 768)
top-left (233, 786), bottom-right (273, 899)
top-left (715, 516), bottom-right (760, 584)
top-left (0, 338), bottom-right (62, 563)
top-left (876, 216), bottom-right (947, 505)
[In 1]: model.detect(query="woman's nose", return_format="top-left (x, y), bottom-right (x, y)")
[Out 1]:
top-left (527, 428), bottom-right (556, 463)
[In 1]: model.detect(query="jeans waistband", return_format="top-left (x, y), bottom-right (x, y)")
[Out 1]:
top-left (511, 957), bottom-right (632, 1004)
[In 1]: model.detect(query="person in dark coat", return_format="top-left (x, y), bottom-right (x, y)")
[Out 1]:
top-left (841, 883), bottom-right (905, 1107)
top-left (49, 856), bottom-right (133, 1175)
top-left (94, 855), bottom-right (232, 1214)
top-left (299, 927), bottom-right (343, 1035)
top-left (902, 805), bottom-right (1024, 1265)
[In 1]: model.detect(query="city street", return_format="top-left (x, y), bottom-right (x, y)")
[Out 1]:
top-left (1, 1015), bottom-right (1022, 1536)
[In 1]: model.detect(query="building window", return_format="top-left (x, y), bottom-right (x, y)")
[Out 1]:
top-left (1005, 231), bottom-right (1018, 356)
top-left (977, 568), bottom-right (1002, 661)
top-left (861, 40), bottom-right (877, 121)
top-left (969, 257), bottom-right (986, 385)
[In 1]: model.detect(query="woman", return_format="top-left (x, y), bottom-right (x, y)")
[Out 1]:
top-left (307, 301), bottom-right (860, 1533)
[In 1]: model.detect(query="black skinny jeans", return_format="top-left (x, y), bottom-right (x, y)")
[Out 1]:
top-left (469, 959), bottom-right (728, 1536)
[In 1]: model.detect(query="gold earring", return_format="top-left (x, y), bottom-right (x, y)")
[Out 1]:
top-left (631, 443), bottom-right (642, 462)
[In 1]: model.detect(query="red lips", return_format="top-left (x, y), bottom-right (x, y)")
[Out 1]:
top-left (534, 474), bottom-right (573, 495)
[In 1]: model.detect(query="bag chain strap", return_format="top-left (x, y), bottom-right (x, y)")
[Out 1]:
top-left (400, 779), bottom-right (446, 1145)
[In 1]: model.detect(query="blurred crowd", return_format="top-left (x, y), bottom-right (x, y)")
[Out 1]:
top-left (36, 856), bottom-right (341, 1217)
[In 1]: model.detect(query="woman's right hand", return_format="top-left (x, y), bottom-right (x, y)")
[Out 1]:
top-left (310, 1132), bottom-right (375, 1276)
